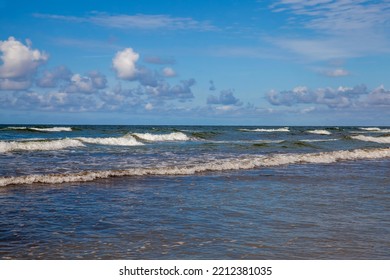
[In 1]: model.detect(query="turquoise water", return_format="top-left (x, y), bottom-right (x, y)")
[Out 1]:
top-left (0, 125), bottom-right (389, 259)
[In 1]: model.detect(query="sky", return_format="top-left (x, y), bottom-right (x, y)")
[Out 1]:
top-left (0, 0), bottom-right (390, 125)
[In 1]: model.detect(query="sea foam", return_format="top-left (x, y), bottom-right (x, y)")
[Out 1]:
top-left (0, 139), bottom-right (84, 153)
top-left (1, 147), bottom-right (389, 187)
top-left (78, 135), bottom-right (143, 146)
top-left (239, 127), bottom-right (290, 132)
top-left (351, 135), bottom-right (390, 144)
top-left (358, 127), bottom-right (390, 133)
top-left (306, 130), bottom-right (332, 135)
top-left (132, 132), bottom-right (190, 141)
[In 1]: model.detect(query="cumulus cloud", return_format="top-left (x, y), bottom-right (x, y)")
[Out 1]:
top-left (207, 89), bottom-right (242, 106)
top-left (65, 71), bottom-right (107, 93)
top-left (112, 48), bottom-right (140, 80)
top-left (266, 84), bottom-right (387, 109)
top-left (36, 66), bottom-right (72, 88)
top-left (143, 78), bottom-right (196, 101)
top-left (0, 37), bottom-right (48, 90)
top-left (365, 85), bottom-right (390, 106)
top-left (162, 67), bottom-right (176, 77)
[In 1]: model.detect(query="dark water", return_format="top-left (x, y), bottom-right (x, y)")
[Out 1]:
top-left (0, 125), bottom-right (389, 259)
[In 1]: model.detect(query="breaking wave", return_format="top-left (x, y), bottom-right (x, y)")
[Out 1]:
top-left (0, 139), bottom-right (84, 153)
top-left (3, 126), bottom-right (73, 132)
top-left (239, 127), bottom-right (290, 132)
top-left (78, 136), bottom-right (143, 146)
top-left (306, 130), bottom-right (332, 135)
top-left (358, 127), bottom-right (390, 133)
top-left (1, 147), bottom-right (389, 187)
top-left (132, 132), bottom-right (190, 141)
top-left (351, 135), bottom-right (390, 144)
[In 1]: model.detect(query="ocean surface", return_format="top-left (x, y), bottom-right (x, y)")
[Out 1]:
top-left (0, 125), bottom-right (389, 259)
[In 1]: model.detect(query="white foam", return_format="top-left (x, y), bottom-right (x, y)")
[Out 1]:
top-left (306, 129), bottom-right (332, 135)
top-left (351, 135), bottom-right (390, 144)
top-left (0, 139), bottom-right (84, 153)
top-left (132, 132), bottom-right (190, 141)
top-left (358, 127), bottom-right (390, 133)
top-left (1, 147), bottom-right (389, 187)
top-left (300, 139), bottom-right (339, 142)
top-left (239, 127), bottom-right (290, 132)
top-left (359, 127), bottom-right (381, 131)
top-left (78, 135), bottom-right (144, 146)
top-left (30, 127), bottom-right (73, 132)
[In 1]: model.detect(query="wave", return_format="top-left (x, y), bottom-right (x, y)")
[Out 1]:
top-left (2, 126), bottom-right (73, 132)
top-left (0, 139), bottom-right (84, 153)
top-left (358, 127), bottom-right (390, 133)
top-left (132, 132), bottom-right (190, 142)
top-left (1, 147), bottom-right (389, 187)
top-left (351, 135), bottom-right (390, 144)
top-left (306, 129), bottom-right (331, 135)
top-left (30, 127), bottom-right (73, 132)
top-left (0, 135), bottom-right (143, 153)
top-left (300, 139), bottom-right (339, 143)
top-left (239, 127), bottom-right (290, 132)
top-left (78, 136), bottom-right (143, 146)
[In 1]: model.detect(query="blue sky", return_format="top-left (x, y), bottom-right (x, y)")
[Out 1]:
top-left (1, 0), bottom-right (390, 125)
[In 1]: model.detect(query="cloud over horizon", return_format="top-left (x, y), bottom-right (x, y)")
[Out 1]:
top-left (0, 37), bottom-right (48, 90)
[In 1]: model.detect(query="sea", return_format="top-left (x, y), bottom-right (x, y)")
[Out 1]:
top-left (0, 125), bottom-right (389, 259)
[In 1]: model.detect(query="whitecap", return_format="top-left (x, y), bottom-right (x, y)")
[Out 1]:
top-left (2, 147), bottom-right (389, 187)
top-left (132, 132), bottom-right (190, 141)
top-left (239, 127), bottom-right (290, 132)
top-left (306, 130), bottom-right (332, 135)
top-left (78, 135), bottom-right (144, 146)
top-left (351, 135), bottom-right (390, 144)
top-left (29, 127), bottom-right (73, 132)
top-left (0, 139), bottom-right (84, 153)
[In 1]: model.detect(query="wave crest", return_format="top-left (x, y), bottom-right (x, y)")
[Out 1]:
top-left (0, 139), bottom-right (84, 153)
top-left (306, 130), bottom-right (331, 135)
top-left (1, 147), bottom-right (389, 187)
top-left (239, 127), bottom-right (290, 132)
top-left (351, 135), bottom-right (390, 144)
top-left (78, 135), bottom-right (143, 146)
top-left (132, 132), bottom-right (190, 141)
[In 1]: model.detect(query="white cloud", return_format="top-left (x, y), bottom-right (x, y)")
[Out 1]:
top-left (0, 37), bottom-right (48, 90)
top-left (266, 84), bottom-right (390, 109)
top-left (207, 89), bottom-right (242, 106)
top-left (268, 1), bottom-right (390, 61)
top-left (34, 13), bottom-right (218, 31)
top-left (66, 71), bottom-right (107, 93)
top-left (112, 48), bottom-right (140, 80)
top-left (36, 66), bottom-right (72, 88)
top-left (145, 102), bottom-right (154, 110)
top-left (322, 68), bottom-right (350, 77)
top-left (162, 67), bottom-right (176, 77)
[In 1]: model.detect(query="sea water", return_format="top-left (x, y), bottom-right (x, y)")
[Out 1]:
top-left (0, 125), bottom-right (389, 259)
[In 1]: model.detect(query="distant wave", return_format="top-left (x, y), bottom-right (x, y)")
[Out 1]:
top-left (1, 147), bottom-right (389, 187)
top-left (300, 139), bottom-right (339, 142)
top-left (239, 127), bottom-right (290, 132)
top-left (3, 126), bottom-right (73, 132)
top-left (351, 135), bottom-right (390, 144)
top-left (358, 127), bottom-right (390, 133)
top-left (132, 132), bottom-right (190, 141)
top-left (306, 130), bottom-right (332, 135)
top-left (0, 139), bottom-right (84, 153)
